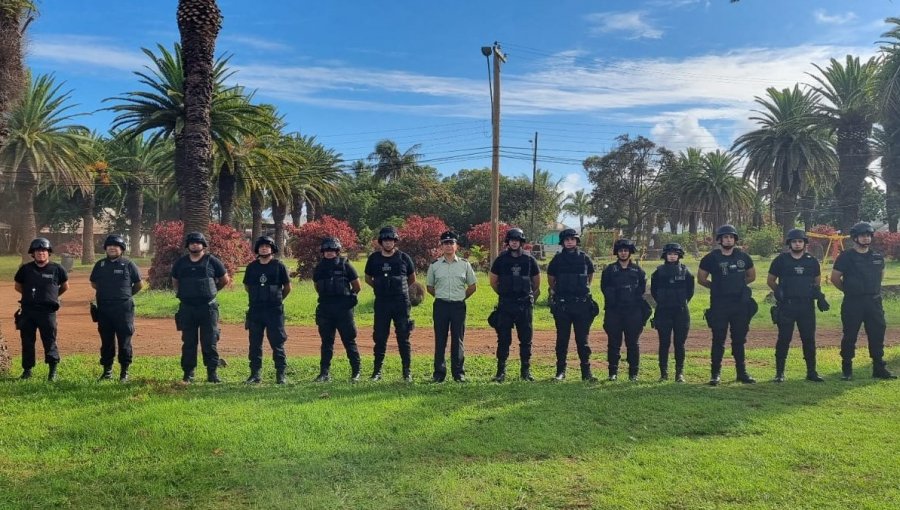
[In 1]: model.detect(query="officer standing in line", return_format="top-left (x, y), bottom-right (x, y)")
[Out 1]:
top-left (171, 232), bottom-right (230, 383)
top-left (489, 228), bottom-right (541, 383)
top-left (243, 236), bottom-right (291, 385)
top-left (547, 228), bottom-right (597, 382)
top-left (426, 231), bottom-right (477, 383)
top-left (313, 237), bottom-right (362, 382)
top-left (650, 242), bottom-right (694, 383)
top-left (89, 234), bottom-right (143, 382)
top-left (600, 238), bottom-right (648, 381)
top-left (830, 222), bottom-right (897, 380)
top-left (14, 238), bottom-right (69, 381)
top-left (697, 224), bottom-right (757, 386)
top-left (767, 229), bottom-right (828, 383)
top-left (364, 226), bottom-right (416, 382)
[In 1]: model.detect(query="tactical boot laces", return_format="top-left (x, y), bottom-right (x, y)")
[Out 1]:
top-left (607, 373), bottom-right (618, 382)
top-left (708, 374), bottom-right (721, 386)
top-left (370, 371), bottom-right (383, 382)
top-left (98, 366), bottom-right (114, 381)
top-left (629, 374), bottom-right (639, 382)
top-left (182, 370), bottom-right (195, 384)
top-left (805, 372), bottom-right (825, 382)
top-left (554, 371), bottom-right (566, 381)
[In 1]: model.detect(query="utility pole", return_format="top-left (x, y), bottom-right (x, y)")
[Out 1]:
top-left (530, 131), bottom-right (538, 244)
top-left (483, 42), bottom-right (506, 262)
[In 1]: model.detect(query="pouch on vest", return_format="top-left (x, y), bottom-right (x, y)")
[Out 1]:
top-left (13, 308), bottom-right (22, 330)
top-left (770, 305), bottom-right (779, 324)
top-left (89, 301), bottom-right (99, 323)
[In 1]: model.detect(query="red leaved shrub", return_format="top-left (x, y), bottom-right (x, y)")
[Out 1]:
top-left (873, 231), bottom-right (900, 260)
top-left (287, 215), bottom-right (359, 279)
top-left (147, 221), bottom-right (253, 289)
top-left (466, 221), bottom-right (512, 249)
top-left (398, 215), bottom-right (449, 271)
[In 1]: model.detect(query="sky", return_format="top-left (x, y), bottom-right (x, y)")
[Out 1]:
top-left (23, 0), bottom-right (900, 226)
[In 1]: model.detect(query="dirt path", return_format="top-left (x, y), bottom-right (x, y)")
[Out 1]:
top-left (1, 269), bottom-right (896, 358)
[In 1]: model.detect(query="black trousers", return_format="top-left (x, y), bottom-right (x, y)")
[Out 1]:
top-left (373, 297), bottom-right (412, 368)
top-left (247, 304), bottom-right (287, 370)
top-left (97, 300), bottom-right (135, 367)
top-left (495, 299), bottom-right (534, 367)
top-left (708, 298), bottom-right (750, 372)
top-left (433, 299), bottom-right (466, 380)
top-left (178, 301), bottom-right (220, 371)
top-left (19, 307), bottom-right (59, 369)
top-left (552, 300), bottom-right (593, 368)
top-left (775, 299), bottom-right (816, 363)
top-left (655, 305), bottom-right (689, 372)
top-left (840, 296), bottom-right (886, 361)
top-left (316, 303), bottom-right (361, 373)
top-left (604, 306), bottom-right (643, 375)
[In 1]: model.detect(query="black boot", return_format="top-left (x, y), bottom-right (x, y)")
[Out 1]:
top-left (402, 365), bottom-right (413, 383)
top-left (98, 365), bottom-right (114, 381)
top-left (628, 365), bottom-right (639, 382)
top-left (555, 361), bottom-right (566, 381)
top-left (805, 359), bottom-right (824, 382)
top-left (350, 368), bottom-right (361, 383)
top-left (119, 364), bottom-right (130, 383)
top-left (736, 364), bottom-right (756, 384)
top-left (182, 369), bottom-right (195, 383)
top-left (276, 368), bottom-right (287, 385)
top-left (20, 368), bottom-right (32, 380)
top-left (313, 371), bottom-right (331, 383)
top-left (580, 363), bottom-right (597, 382)
top-left (246, 368), bottom-right (262, 384)
top-left (520, 360), bottom-right (534, 382)
top-left (708, 367), bottom-right (721, 386)
top-left (841, 360), bottom-right (853, 381)
top-left (773, 358), bottom-right (786, 383)
top-left (491, 361), bottom-right (506, 383)
top-left (675, 372), bottom-right (685, 383)
top-left (873, 359), bottom-right (898, 379)
top-left (47, 363), bottom-right (58, 382)
top-left (658, 367), bottom-right (669, 382)
top-left (207, 367), bottom-right (221, 384)
top-left (608, 365), bottom-right (618, 382)
top-left (371, 357), bottom-right (384, 381)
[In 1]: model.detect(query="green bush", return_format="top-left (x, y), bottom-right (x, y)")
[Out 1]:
top-left (744, 225), bottom-right (782, 257)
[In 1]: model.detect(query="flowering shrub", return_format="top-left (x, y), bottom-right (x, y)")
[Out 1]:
top-left (466, 221), bottom-right (512, 249)
top-left (57, 241), bottom-right (83, 257)
top-left (147, 221), bottom-right (253, 289)
top-left (398, 215), bottom-right (450, 271)
top-left (287, 216), bottom-right (359, 279)
top-left (873, 231), bottom-right (900, 260)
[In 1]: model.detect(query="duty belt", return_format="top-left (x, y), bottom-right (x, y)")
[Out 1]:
top-left (557, 296), bottom-right (590, 303)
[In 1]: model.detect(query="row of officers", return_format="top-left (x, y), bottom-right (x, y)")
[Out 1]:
top-left (11, 222), bottom-right (897, 385)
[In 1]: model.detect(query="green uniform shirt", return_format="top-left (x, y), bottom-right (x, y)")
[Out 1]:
top-left (426, 255), bottom-right (476, 301)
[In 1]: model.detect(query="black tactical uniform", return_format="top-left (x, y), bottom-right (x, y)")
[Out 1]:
top-left (833, 222), bottom-right (896, 380)
top-left (171, 232), bottom-right (227, 383)
top-left (314, 237), bottom-right (362, 382)
top-left (768, 229), bottom-right (827, 383)
top-left (601, 239), bottom-right (647, 381)
top-left (650, 243), bottom-right (694, 382)
top-left (14, 238), bottom-right (68, 381)
top-left (365, 227), bottom-right (416, 381)
top-left (699, 225), bottom-right (757, 385)
top-left (547, 228), bottom-right (597, 381)
top-left (89, 235), bottom-right (142, 381)
top-left (243, 236), bottom-right (290, 384)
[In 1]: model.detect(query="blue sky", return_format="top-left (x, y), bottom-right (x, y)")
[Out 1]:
top-left (24, 0), bottom-right (897, 223)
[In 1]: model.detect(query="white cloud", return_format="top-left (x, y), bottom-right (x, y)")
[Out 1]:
top-left (649, 114), bottom-right (721, 153)
top-left (557, 172), bottom-right (594, 229)
top-left (27, 36), bottom-right (145, 72)
top-left (220, 34), bottom-right (290, 52)
top-left (813, 9), bottom-right (857, 25)
top-left (585, 11), bottom-right (663, 40)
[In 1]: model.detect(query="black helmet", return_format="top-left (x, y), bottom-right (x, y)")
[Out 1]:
top-left (254, 235), bottom-right (278, 254)
top-left (439, 231), bottom-right (458, 243)
top-left (715, 224), bottom-right (739, 241)
top-left (378, 226), bottom-right (399, 243)
top-left (558, 228), bottom-right (580, 246)
top-left (661, 242), bottom-right (685, 259)
top-left (849, 222), bottom-right (875, 238)
top-left (320, 237), bottom-right (342, 252)
top-left (505, 228), bottom-right (526, 243)
top-left (184, 232), bottom-right (208, 248)
top-left (28, 237), bottom-right (52, 254)
top-left (785, 229), bottom-right (808, 244)
top-left (613, 238), bottom-right (636, 254)
top-left (103, 234), bottom-right (127, 251)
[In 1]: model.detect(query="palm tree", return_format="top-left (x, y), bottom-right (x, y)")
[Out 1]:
top-left (808, 55), bottom-right (879, 233)
top-left (654, 147), bottom-right (704, 233)
top-left (367, 139), bottom-right (421, 182)
top-left (0, 1), bottom-right (33, 149)
top-left (562, 189), bottom-right (591, 233)
top-left (0, 73), bottom-right (90, 259)
top-left (877, 18), bottom-right (900, 232)
top-left (284, 133), bottom-right (344, 225)
top-left (680, 150), bottom-right (755, 230)
top-left (732, 85), bottom-right (837, 235)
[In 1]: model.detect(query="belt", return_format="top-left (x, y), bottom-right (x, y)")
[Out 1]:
top-left (557, 296), bottom-right (590, 303)
top-left (435, 298), bottom-right (464, 304)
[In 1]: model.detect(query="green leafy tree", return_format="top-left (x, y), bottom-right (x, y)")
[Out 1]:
top-left (562, 189), bottom-right (592, 233)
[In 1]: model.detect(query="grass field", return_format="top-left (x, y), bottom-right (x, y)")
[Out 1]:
top-left (1, 348), bottom-right (898, 509)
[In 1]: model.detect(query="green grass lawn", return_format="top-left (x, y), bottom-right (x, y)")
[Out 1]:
top-left (1, 347), bottom-right (898, 509)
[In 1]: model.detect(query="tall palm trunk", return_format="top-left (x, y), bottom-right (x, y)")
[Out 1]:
top-left (17, 173), bottom-right (37, 261)
top-left (271, 196), bottom-right (286, 255)
top-left (0, 7), bottom-right (26, 152)
top-left (290, 189), bottom-right (303, 228)
top-left (885, 160), bottom-right (900, 232)
top-left (798, 189), bottom-right (816, 232)
top-left (176, 0), bottom-right (221, 237)
top-left (835, 128), bottom-right (872, 233)
top-left (125, 179), bottom-right (144, 257)
top-left (218, 161), bottom-right (236, 226)
top-left (250, 189), bottom-right (263, 241)
top-left (772, 192), bottom-right (796, 237)
top-left (80, 190), bottom-right (96, 265)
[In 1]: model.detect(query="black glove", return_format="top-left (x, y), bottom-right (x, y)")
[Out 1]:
top-left (817, 297), bottom-right (830, 312)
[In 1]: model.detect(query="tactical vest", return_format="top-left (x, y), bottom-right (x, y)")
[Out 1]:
top-left (604, 263), bottom-right (642, 307)
top-left (317, 257), bottom-right (352, 297)
top-left (95, 258), bottom-right (134, 302)
top-left (497, 252), bottom-right (534, 297)
top-left (654, 262), bottom-right (689, 307)
top-left (841, 250), bottom-right (884, 297)
top-left (176, 255), bottom-right (217, 301)
top-left (373, 253), bottom-right (409, 297)
top-left (553, 250), bottom-right (590, 297)
top-left (779, 254), bottom-right (817, 299)
top-left (247, 261), bottom-right (285, 304)
top-left (20, 262), bottom-right (62, 308)
top-left (709, 250), bottom-right (749, 299)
